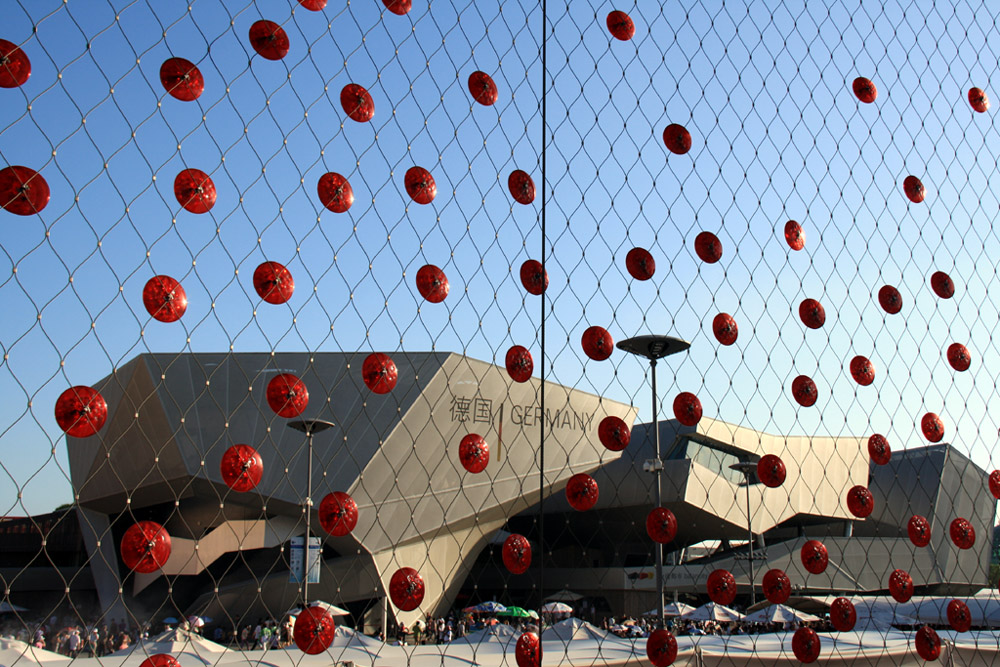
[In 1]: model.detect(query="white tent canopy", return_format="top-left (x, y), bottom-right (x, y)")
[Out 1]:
top-left (644, 602), bottom-right (697, 617)
top-left (682, 602), bottom-right (745, 622)
top-left (743, 604), bottom-right (821, 624)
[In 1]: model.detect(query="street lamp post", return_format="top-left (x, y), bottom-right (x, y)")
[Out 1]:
top-left (616, 335), bottom-right (690, 629)
top-left (728, 461), bottom-right (761, 608)
top-left (287, 418), bottom-right (335, 608)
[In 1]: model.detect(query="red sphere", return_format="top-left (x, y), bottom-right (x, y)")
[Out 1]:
top-left (404, 166), bottom-right (436, 204)
top-left (505, 345), bottom-right (533, 383)
top-left (389, 567), bottom-right (424, 611)
top-left (829, 597), bottom-right (856, 632)
top-left (849, 355), bottom-right (875, 386)
top-left (598, 416), bottom-right (630, 452)
top-left (174, 168), bottom-right (216, 213)
top-left (143, 275), bottom-right (188, 323)
top-left (852, 76), bottom-right (877, 103)
top-left (908, 515), bottom-right (931, 548)
top-left (672, 392), bottom-right (703, 427)
top-left (915, 626), bottom-right (941, 661)
top-left (253, 261), bottom-right (294, 304)
top-left (799, 298), bottom-right (826, 329)
top-left (989, 470), bottom-right (1000, 499)
top-left (581, 326), bottom-right (614, 361)
top-left (458, 433), bottom-right (490, 474)
top-left (903, 175), bottom-right (926, 203)
top-left (0, 39), bottom-right (31, 88)
top-left (801, 540), bottom-right (828, 574)
top-left (416, 264), bottom-right (449, 303)
top-left (947, 343), bottom-right (971, 371)
top-left (121, 521), bottom-right (171, 573)
top-left (140, 655), bottom-right (179, 667)
top-left (762, 568), bottom-right (791, 604)
top-left (663, 124), bottom-right (692, 155)
top-left (930, 271), bottom-right (955, 299)
top-left (248, 20), bottom-right (290, 61)
top-left (319, 491), bottom-right (358, 537)
top-left (950, 517), bottom-right (975, 549)
top-left (55, 386), bottom-right (108, 437)
top-left (606, 10), bottom-right (636, 41)
top-left (520, 259), bottom-right (548, 295)
top-left (159, 58), bottom-right (204, 101)
top-left (266, 373), bottom-right (308, 417)
top-left (565, 473), bottom-right (599, 511)
top-left (0, 166), bottom-right (49, 215)
top-left (502, 533), bottom-right (531, 575)
top-left (878, 285), bottom-right (902, 314)
top-left (515, 632), bottom-right (541, 667)
top-left (947, 599), bottom-right (972, 633)
top-left (784, 220), bottom-right (805, 250)
top-left (791, 375), bottom-right (818, 407)
top-left (694, 231), bottom-right (722, 263)
top-left (382, 0), bottom-right (412, 15)
top-left (646, 629), bottom-right (678, 667)
top-left (468, 71), bottom-right (498, 106)
top-left (220, 444), bottom-right (263, 492)
top-left (706, 569), bottom-right (736, 606)
top-left (712, 313), bottom-right (738, 346)
top-left (626, 247), bottom-right (655, 280)
top-left (362, 352), bottom-right (398, 394)
top-left (921, 412), bottom-right (944, 443)
top-left (846, 485), bottom-right (874, 518)
top-left (888, 568), bottom-right (913, 603)
top-left (293, 605), bottom-right (336, 655)
top-left (868, 434), bottom-right (891, 466)
top-left (757, 454), bottom-right (786, 488)
top-left (969, 87), bottom-right (990, 113)
top-left (298, 0), bottom-right (328, 10)
top-left (792, 627), bottom-right (821, 663)
top-left (508, 170), bottom-right (535, 205)
top-left (341, 83), bottom-right (375, 122)
top-left (317, 172), bottom-right (354, 213)
top-left (646, 507), bottom-right (677, 544)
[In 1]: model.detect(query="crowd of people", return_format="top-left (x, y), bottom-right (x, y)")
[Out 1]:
top-left (2, 617), bottom-right (141, 657)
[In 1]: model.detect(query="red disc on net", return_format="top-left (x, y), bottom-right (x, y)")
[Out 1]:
top-left (878, 285), bottom-right (902, 314)
top-left (762, 568), bottom-right (791, 605)
top-left (930, 271), bottom-right (954, 299)
top-left (903, 175), bottom-right (925, 203)
top-left (606, 10), bottom-right (635, 41)
top-left (508, 170), bottom-right (535, 205)
top-left (888, 568), bottom-right (913, 603)
top-left (706, 569), bottom-right (736, 606)
top-left (829, 597), bottom-right (856, 632)
top-left (159, 57), bottom-right (204, 101)
top-left (989, 471), bottom-right (1000, 499)
top-left (248, 20), bottom-right (289, 61)
top-left (801, 540), bottom-right (828, 574)
top-left (694, 231), bottom-right (722, 263)
top-left (55, 386), bottom-right (108, 437)
top-left (757, 454), bottom-right (786, 488)
top-left (849, 355), bottom-right (875, 386)
top-left (362, 352), bottom-right (398, 394)
top-left (121, 521), bottom-right (171, 573)
top-left (598, 416), bottom-right (630, 452)
top-left (459, 434), bottom-right (489, 474)
top-left (784, 220), bottom-right (805, 250)
top-left (294, 605), bottom-right (336, 654)
top-left (382, 0), bottom-right (412, 15)
top-left (515, 632), bottom-right (540, 667)
top-left (266, 373), bottom-right (308, 418)
top-left (921, 412), bottom-right (944, 443)
top-left (947, 599), bottom-right (972, 633)
top-left (319, 491), bottom-right (358, 537)
top-left (846, 485), bottom-right (874, 518)
top-left (502, 534), bottom-right (531, 575)
top-left (950, 517), bottom-right (975, 549)
top-left (792, 627), bottom-right (820, 663)
top-left (140, 655), bottom-right (179, 667)
top-left (662, 124), bottom-right (692, 155)
top-left (174, 168), bottom-right (216, 214)
top-left (908, 515), bottom-right (931, 547)
top-left (646, 629), bottom-right (678, 667)
top-left (969, 87), bottom-right (990, 113)
top-left (317, 172), bottom-right (354, 213)
top-left (673, 392), bottom-right (703, 427)
top-left (143, 275), bottom-right (188, 323)
top-left (220, 444), bottom-right (263, 492)
top-left (626, 247), bottom-right (655, 280)
top-left (340, 83), bottom-right (375, 122)
top-left (520, 259), bottom-right (548, 295)
top-left (416, 264), bottom-right (449, 303)
top-left (646, 507), bottom-right (677, 544)
top-left (0, 166), bottom-right (49, 215)
top-left (404, 166), bottom-right (436, 204)
top-left (566, 473), bottom-right (599, 511)
top-left (467, 71), bottom-right (498, 106)
top-left (947, 343), bottom-right (971, 371)
top-left (868, 434), bottom-right (891, 466)
top-left (298, 0), bottom-right (328, 10)
top-left (915, 626), bottom-right (941, 661)
top-left (713, 313), bottom-right (738, 346)
top-left (389, 567), bottom-right (424, 611)
top-left (581, 326), bottom-right (613, 361)
top-left (799, 298), bottom-right (826, 329)
top-left (505, 346), bottom-right (533, 383)
top-left (791, 375), bottom-right (817, 408)
top-left (253, 261), bottom-right (294, 305)
top-left (852, 76), bottom-right (877, 103)
top-left (0, 39), bottom-right (30, 88)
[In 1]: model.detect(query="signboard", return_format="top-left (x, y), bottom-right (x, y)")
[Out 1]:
top-left (289, 536), bottom-right (322, 584)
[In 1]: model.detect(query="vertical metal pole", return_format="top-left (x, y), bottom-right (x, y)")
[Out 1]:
top-left (538, 0), bottom-right (548, 627)
top-left (745, 479), bottom-right (755, 607)
top-left (304, 430), bottom-right (313, 608)
top-left (651, 358), bottom-right (664, 628)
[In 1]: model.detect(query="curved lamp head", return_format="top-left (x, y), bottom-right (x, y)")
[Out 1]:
top-left (617, 335), bottom-right (690, 361)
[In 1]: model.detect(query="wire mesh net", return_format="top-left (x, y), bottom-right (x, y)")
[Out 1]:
top-left (2, 0), bottom-right (1000, 665)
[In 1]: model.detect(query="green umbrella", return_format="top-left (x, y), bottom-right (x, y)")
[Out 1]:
top-left (496, 606), bottom-right (532, 618)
